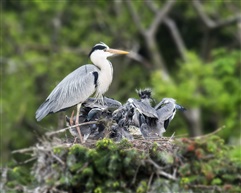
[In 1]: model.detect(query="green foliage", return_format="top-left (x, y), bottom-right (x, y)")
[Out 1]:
top-left (177, 135), bottom-right (241, 191)
top-left (151, 49), bottom-right (240, 139)
top-left (3, 136), bottom-right (241, 192)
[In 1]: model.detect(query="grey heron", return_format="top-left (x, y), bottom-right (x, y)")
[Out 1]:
top-left (128, 89), bottom-right (161, 139)
top-left (155, 98), bottom-right (186, 132)
top-left (36, 42), bottom-right (129, 142)
top-left (112, 88), bottom-right (158, 140)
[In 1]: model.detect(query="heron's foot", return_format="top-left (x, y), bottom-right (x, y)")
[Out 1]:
top-left (94, 96), bottom-right (106, 106)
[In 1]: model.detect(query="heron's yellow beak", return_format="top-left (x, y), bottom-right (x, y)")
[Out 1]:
top-left (106, 49), bottom-right (129, 55)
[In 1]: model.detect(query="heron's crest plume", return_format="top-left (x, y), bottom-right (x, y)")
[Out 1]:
top-left (136, 88), bottom-right (152, 99)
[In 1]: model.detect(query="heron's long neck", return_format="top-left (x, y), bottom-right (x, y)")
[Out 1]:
top-left (95, 58), bottom-right (113, 96)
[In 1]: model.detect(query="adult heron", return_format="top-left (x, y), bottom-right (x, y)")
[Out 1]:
top-left (36, 42), bottom-right (129, 142)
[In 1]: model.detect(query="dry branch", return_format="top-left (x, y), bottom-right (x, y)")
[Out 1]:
top-left (147, 0), bottom-right (176, 37)
top-left (193, 0), bottom-right (241, 29)
top-left (147, 159), bottom-right (177, 181)
top-left (45, 121), bottom-right (98, 137)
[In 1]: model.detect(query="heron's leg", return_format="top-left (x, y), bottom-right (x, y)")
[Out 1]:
top-left (101, 95), bottom-right (105, 106)
top-left (69, 110), bottom-right (78, 144)
top-left (75, 104), bottom-right (83, 143)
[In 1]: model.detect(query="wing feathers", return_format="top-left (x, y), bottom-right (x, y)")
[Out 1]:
top-left (36, 65), bottom-right (99, 121)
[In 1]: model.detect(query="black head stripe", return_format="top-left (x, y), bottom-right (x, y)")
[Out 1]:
top-left (88, 45), bottom-right (107, 57)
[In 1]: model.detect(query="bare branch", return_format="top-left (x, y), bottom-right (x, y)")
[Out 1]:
top-left (237, 21), bottom-right (241, 44)
top-left (215, 15), bottom-right (241, 29)
top-left (125, 0), bottom-right (146, 35)
top-left (45, 121), bottom-right (98, 137)
top-left (128, 51), bottom-right (152, 69)
top-left (176, 125), bottom-right (225, 139)
top-left (147, 0), bottom-right (176, 37)
top-left (157, 170), bottom-right (177, 181)
top-left (188, 184), bottom-right (222, 192)
top-left (163, 17), bottom-right (187, 61)
top-left (125, 41), bottom-right (152, 69)
top-left (147, 172), bottom-right (154, 191)
top-left (145, 0), bottom-right (187, 61)
top-left (193, 0), bottom-right (241, 29)
top-left (147, 159), bottom-right (177, 181)
top-left (144, 0), bottom-right (158, 13)
top-left (125, 0), bottom-right (172, 80)
top-left (190, 125), bottom-right (225, 140)
top-left (192, 0), bottom-right (216, 28)
top-left (0, 168), bottom-right (8, 191)
top-left (51, 152), bottom-right (65, 166)
top-left (131, 164), bottom-right (141, 184)
top-left (12, 147), bottom-right (35, 154)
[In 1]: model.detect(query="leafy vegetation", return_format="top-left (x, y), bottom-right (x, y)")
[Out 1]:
top-left (151, 49), bottom-right (240, 138)
top-left (2, 136), bottom-right (240, 193)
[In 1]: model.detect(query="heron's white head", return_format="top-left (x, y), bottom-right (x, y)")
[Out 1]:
top-left (160, 98), bottom-right (176, 105)
top-left (89, 42), bottom-right (129, 65)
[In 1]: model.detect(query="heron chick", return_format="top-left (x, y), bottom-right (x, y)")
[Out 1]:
top-left (155, 98), bottom-right (186, 133)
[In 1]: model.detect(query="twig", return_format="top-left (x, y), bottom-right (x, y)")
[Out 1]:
top-left (77, 162), bottom-right (89, 174)
top-left (169, 132), bottom-right (175, 141)
top-left (147, 172), bottom-right (154, 191)
top-left (147, 158), bottom-right (177, 181)
top-left (147, 158), bottom-right (164, 170)
top-left (188, 184), bottom-right (222, 192)
top-left (16, 157), bottom-right (37, 165)
top-left (173, 167), bottom-right (177, 179)
top-left (157, 170), bottom-right (177, 181)
top-left (193, 0), bottom-right (241, 29)
top-left (51, 187), bottom-right (68, 193)
top-left (45, 121), bottom-right (98, 137)
top-left (0, 168), bottom-right (8, 191)
top-left (147, 0), bottom-right (176, 37)
top-left (189, 125), bottom-right (225, 140)
top-left (132, 164), bottom-right (141, 184)
top-left (51, 152), bottom-right (65, 166)
top-left (163, 17), bottom-right (188, 61)
top-left (127, 51), bottom-right (152, 69)
top-left (175, 126), bottom-right (224, 140)
top-left (12, 147), bottom-right (35, 154)
top-left (125, 0), bottom-right (146, 35)
top-left (145, 0), bottom-right (187, 62)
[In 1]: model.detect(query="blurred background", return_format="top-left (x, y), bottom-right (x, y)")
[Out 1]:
top-left (2, 0), bottom-right (240, 163)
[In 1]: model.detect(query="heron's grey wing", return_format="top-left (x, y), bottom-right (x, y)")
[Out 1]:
top-left (36, 64), bottom-right (99, 121)
top-left (83, 98), bottom-right (107, 109)
top-left (103, 97), bottom-right (122, 110)
top-left (83, 97), bottom-right (121, 110)
top-left (156, 103), bottom-right (176, 121)
top-left (128, 98), bottom-right (158, 118)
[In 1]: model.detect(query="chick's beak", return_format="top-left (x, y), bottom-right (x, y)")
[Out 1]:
top-left (106, 48), bottom-right (129, 55)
